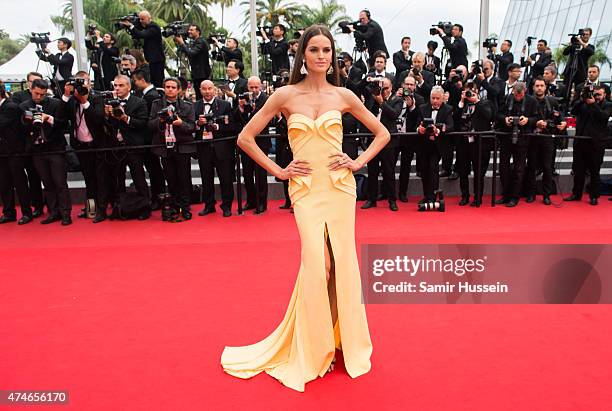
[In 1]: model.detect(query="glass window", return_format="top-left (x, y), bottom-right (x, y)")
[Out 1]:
top-left (551, 8), bottom-right (570, 46)
top-left (575, 1), bottom-right (594, 30)
top-left (564, 5), bottom-right (581, 34)
top-left (500, 1), bottom-right (517, 33)
top-left (588, 0), bottom-right (607, 36)
top-left (542, 11), bottom-right (559, 45)
top-left (539, 0), bottom-right (554, 16)
top-left (558, 0), bottom-right (572, 11)
top-left (594, 0), bottom-right (612, 36)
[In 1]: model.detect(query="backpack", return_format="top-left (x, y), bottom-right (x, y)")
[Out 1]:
top-left (116, 192), bottom-right (151, 220)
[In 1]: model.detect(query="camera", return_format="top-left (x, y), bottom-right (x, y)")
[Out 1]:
top-left (238, 92), bottom-right (252, 102)
top-left (365, 76), bottom-right (384, 96)
top-left (23, 105), bottom-right (45, 144)
top-left (402, 88), bottom-right (414, 98)
top-left (451, 69), bottom-right (464, 84)
top-left (471, 59), bottom-right (483, 75)
top-left (430, 21), bottom-right (453, 36)
top-left (508, 116), bottom-right (521, 144)
top-left (67, 77), bottom-right (89, 96)
top-left (87, 24), bottom-right (97, 36)
top-left (162, 21), bottom-right (189, 38)
top-left (482, 37), bottom-right (497, 49)
top-left (199, 113), bottom-right (229, 134)
top-left (421, 118), bottom-right (443, 139)
top-left (106, 98), bottom-right (125, 117)
top-left (581, 84), bottom-right (595, 100)
top-left (545, 110), bottom-right (563, 130)
top-left (339, 20), bottom-right (364, 34)
top-left (158, 105), bottom-right (177, 124)
top-left (29, 32), bottom-right (50, 46)
top-left (418, 190), bottom-right (445, 212)
top-left (256, 26), bottom-right (273, 38)
top-left (120, 67), bottom-right (132, 77)
top-left (113, 13), bottom-right (139, 30)
top-left (208, 33), bottom-right (226, 43)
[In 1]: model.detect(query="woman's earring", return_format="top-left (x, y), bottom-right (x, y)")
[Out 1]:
top-left (327, 65), bottom-right (334, 75)
top-left (300, 60), bottom-right (308, 75)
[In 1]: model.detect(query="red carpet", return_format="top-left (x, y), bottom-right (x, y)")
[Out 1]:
top-left (1, 196), bottom-right (611, 410)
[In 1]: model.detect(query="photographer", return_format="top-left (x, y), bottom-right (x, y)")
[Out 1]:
top-left (260, 24), bottom-right (290, 76)
top-left (175, 24), bottom-right (211, 100)
top-left (288, 39), bottom-right (299, 71)
top-left (394, 75), bottom-right (425, 202)
top-left (455, 80), bottom-right (495, 207)
top-left (364, 53), bottom-right (394, 109)
top-left (338, 52), bottom-right (363, 97)
top-left (236, 76), bottom-right (270, 214)
top-left (60, 72), bottom-right (105, 219)
top-left (194, 80), bottom-right (239, 217)
top-left (210, 36), bottom-right (243, 66)
top-left (441, 64), bottom-right (468, 179)
top-left (19, 79), bottom-right (72, 225)
top-left (472, 59), bottom-right (504, 112)
top-left (394, 52), bottom-right (434, 98)
top-left (424, 41), bottom-right (441, 76)
top-left (562, 28), bottom-right (594, 91)
top-left (149, 78), bottom-right (195, 220)
top-left (525, 77), bottom-right (567, 205)
top-left (543, 65), bottom-right (567, 102)
top-left (393, 37), bottom-right (414, 74)
top-left (85, 31), bottom-right (119, 91)
top-left (119, 55), bottom-right (139, 85)
top-left (501, 63), bottom-right (522, 102)
top-left (350, 10), bottom-right (388, 68)
top-left (490, 39), bottom-right (514, 81)
top-left (496, 82), bottom-right (538, 207)
top-left (416, 85), bottom-right (454, 204)
top-left (102, 74), bottom-right (151, 220)
top-left (37, 37), bottom-right (74, 93)
top-left (121, 10), bottom-right (165, 87)
top-left (436, 23), bottom-right (468, 73)
top-left (219, 59), bottom-right (248, 109)
top-left (521, 39), bottom-right (552, 86)
top-left (564, 85), bottom-right (612, 205)
top-left (0, 82), bottom-right (34, 225)
top-left (361, 77), bottom-right (401, 211)
top-left (575, 65), bottom-right (611, 102)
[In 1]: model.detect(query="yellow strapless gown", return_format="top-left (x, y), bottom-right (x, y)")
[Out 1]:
top-left (220, 109), bottom-right (373, 392)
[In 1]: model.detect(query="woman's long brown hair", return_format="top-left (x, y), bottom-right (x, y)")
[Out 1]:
top-left (288, 25), bottom-right (340, 87)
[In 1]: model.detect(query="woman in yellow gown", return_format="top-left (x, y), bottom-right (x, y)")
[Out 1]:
top-left (220, 25), bottom-right (391, 392)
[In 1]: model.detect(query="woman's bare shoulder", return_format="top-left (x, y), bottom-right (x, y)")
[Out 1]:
top-left (335, 87), bottom-right (360, 111)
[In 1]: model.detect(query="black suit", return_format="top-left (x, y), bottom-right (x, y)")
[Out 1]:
top-left (563, 44), bottom-right (595, 88)
top-left (129, 22), bottom-right (165, 87)
top-left (39, 51), bottom-right (74, 89)
top-left (394, 93), bottom-right (426, 198)
top-left (342, 65), bottom-right (364, 97)
top-left (393, 50), bottom-right (414, 74)
top-left (416, 103), bottom-right (454, 201)
top-left (0, 99), bottom-right (32, 218)
top-left (521, 52), bottom-right (552, 84)
top-left (85, 39), bottom-right (119, 90)
top-left (149, 98), bottom-right (195, 211)
top-left (223, 77), bottom-right (248, 110)
top-left (178, 37), bottom-right (211, 100)
top-left (263, 37), bottom-right (289, 75)
top-left (365, 96), bottom-right (403, 202)
top-left (570, 100), bottom-right (612, 199)
top-left (136, 86), bottom-right (166, 201)
top-left (194, 97), bottom-right (239, 211)
top-left (424, 53), bottom-right (441, 76)
top-left (474, 75), bottom-right (504, 113)
top-left (19, 97), bottom-right (71, 218)
top-left (394, 69), bottom-right (434, 97)
top-left (237, 92), bottom-right (270, 208)
top-left (441, 36), bottom-right (468, 71)
top-left (220, 46), bottom-right (243, 65)
top-left (494, 52), bottom-right (514, 81)
top-left (354, 19), bottom-right (388, 66)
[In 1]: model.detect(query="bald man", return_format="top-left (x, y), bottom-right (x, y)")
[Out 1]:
top-left (194, 80), bottom-right (239, 217)
top-left (121, 10), bottom-right (165, 87)
top-left (236, 76), bottom-right (271, 213)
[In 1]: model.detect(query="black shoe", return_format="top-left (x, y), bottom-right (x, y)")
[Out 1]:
top-left (255, 204), bottom-right (267, 214)
top-left (590, 198), bottom-right (598, 206)
top-left (543, 196), bottom-right (552, 205)
top-left (93, 213), bottom-right (107, 223)
top-left (389, 201), bottom-right (398, 211)
top-left (418, 198), bottom-right (427, 205)
top-left (222, 209), bottom-right (232, 217)
top-left (243, 202), bottom-right (256, 210)
top-left (448, 172), bottom-right (459, 180)
top-left (399, 194), bottom-right (408, 203)
top-left (459, 196), bottom-right (469, 206)
top-left (77, 211), bottom-right (88, 218)
top-left (182, 210), bottom-right (192, 220)
top-left (32, 208), bottom-right (43, 218)
top-left (137, 211), bottom-right (151, 220)
top-left (279, 202), bottom-right (291, 209)
top-left (0, 214), bottom-right (16, 224)
top-left (526, 195), bottom-right (535, 203)
top-left (505, 198), bottom-right (519, 207)
top-left (470, 200), bottom-right (481, 207)
top-left (61, 215), bottom-right (72, 226)
top-left (563, 195), bottom-right (581, 202)
top-left (198, 207), bottom-right (216, 216)
top-left (495, 197), bottom-right (508, 205)
top-left (361, 200), bottom-right (377, 209)
top-left (41, 214), bottom-right (61, 224)
top-left (18, 215), bottom-right (33, 225)
top-left (376, 193), bottom-right (387, 201)
top-left (439, 170), bottom-right (450, 178)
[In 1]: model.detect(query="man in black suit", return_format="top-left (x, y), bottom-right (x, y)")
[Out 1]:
top-left (543, 65), bottom-right (567, 102)
top-left (424, 41), bottom-right (442, 77)
top-left (175, 24), bottom-right (211, 100)
top-left (38, 38), bottom-right (74, 94)
top-left (0, 83), bottom-right (33, 225)
top-left (236, 76), bottom-right (270, 214)
top-left (393, 75), bottom-right (425, 202)
top-left (9, 72), bottom-right (44, 216)
top-left (350, 10), bottom-right (388, 68)
top-left (441, 65), bottom-right (468, 179)
top-left (195, 80), bottom-right (239, 217)
top-left (102, 74), bottom-right (151, 219)
top-left (364, 53), bottom-right (394, 110)
top-left (210, 36), bottom-right (243, 66)
top-left (121, 11), bottom-right (165, 87)
top-left (416, 85), bottom-right (454, 203)
top-left (491, 39), bottom-right (514, 81)
top-left (521, 39), bottom-right (552, 87)
top-left (149, 78), bottom-right (195, 219)
top-left (393, 37), bottom-right (414, 75)
top-left (473, 59), bottom-right (504, 113)
top-left (394, 52), bottom-right (435, 98)
top-left (437, 24), bottom-right (468, 74)
top-left (455, 80), bottom-right (495, 206)
top-left (20, 79), bottom-right (72, 225)
top-left (564, 85), bottom-right (612, 205)
top-left (362, 77), bottom-right (402, 211)
top-left (219, 60), bottom-right (248, 110)
top-left (85, 31), bottom-right (119, 91)
top-left (575, 65), bottom-right (611, 102)
top-left (339, 52), bottom-right (363, 97)
top-left (496, 82), bottom-right (538, 207)
top-left (563, 28), bottom-right (595, 92)
top-left (133, 69), bottom-right (166, 208)
top-left (260, 24), bottom-right (290, 76)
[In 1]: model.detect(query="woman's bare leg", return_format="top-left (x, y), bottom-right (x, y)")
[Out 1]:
top-left (324, 225), bottom-right (338, 371)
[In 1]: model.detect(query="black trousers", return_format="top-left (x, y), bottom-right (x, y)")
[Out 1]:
top-left (367, 146), bottom-right (396, 202)
top-left (149, 61), bottom-right (165, 88)
top-left (526, 135), bottom-right (555, 197)
top-left (499, 136), bottom-right (529, 199)
top-left (25, 157), bottom-right (43, 210)
top-left (456, 137), bottom-right (493, 201)
top-left (161, 151), bottom-right (192, 211)
top-left (123, 151), bottom-right (150, 201)
top-left (241, 146), bottom-right (269, 207)
top-left (275, 138), bottom-right (293, 204)
top-left (75, 146), bottom-right (98, 200)
top-left (0, 155), bottom-right (32, 217)
top-left (143, 149), bottom-right (166, 200)
top-left (96, 154), bottom-right (121, 212)
top-left (198, 148), bottom-right (234, 210)
top-left (193, 78), bottom-right (206, 101)
top-left (32, 153), bottom-right (71, 217)
top-left (441, 134), bottom-right (457, 173)
top-left (394, 138), bottom-right (419, 197)
top-left (572, 140), bottom-right (605, 199)
top-left (420, 142), bottom-right (441, 202)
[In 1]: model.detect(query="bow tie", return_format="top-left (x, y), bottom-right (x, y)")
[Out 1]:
top-left (203, 102), bottom-right (213, 107)
top-left (228, 80), bottom-right (236, 84)
top-left (119, 99), bottom-right (128, 103)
